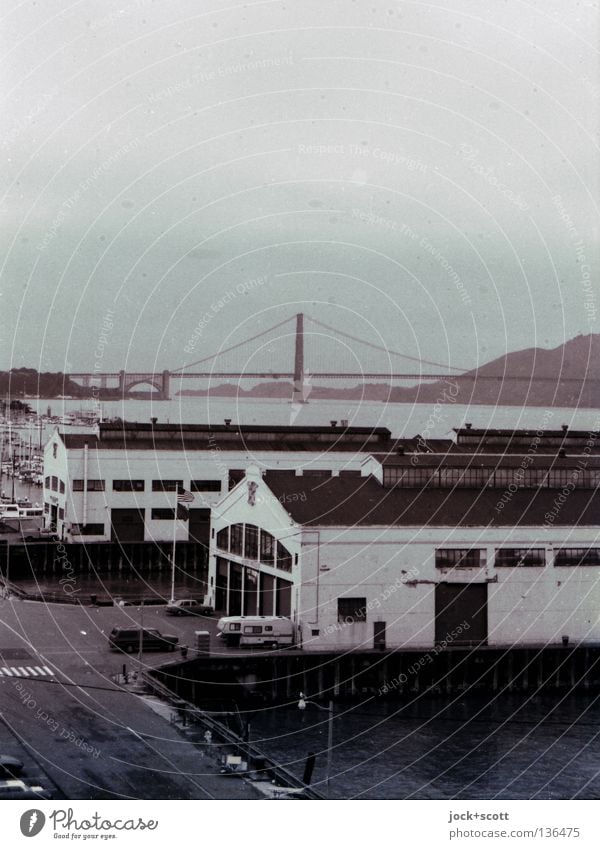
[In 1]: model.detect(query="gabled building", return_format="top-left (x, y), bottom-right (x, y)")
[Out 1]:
top-left (207, 428), bottom-right (600, 651)
top-left (42, 421), bottom-right (395, 543)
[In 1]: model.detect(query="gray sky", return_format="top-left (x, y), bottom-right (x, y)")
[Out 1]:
top-left (1, 0), bottom-right (598, 376)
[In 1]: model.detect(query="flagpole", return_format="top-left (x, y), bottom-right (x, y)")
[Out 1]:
top-left (170, 492), bottom-right (178, 604)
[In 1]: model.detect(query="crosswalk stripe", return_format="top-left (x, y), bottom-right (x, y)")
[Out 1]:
top-left (0, 664), bottom-right (55, 678)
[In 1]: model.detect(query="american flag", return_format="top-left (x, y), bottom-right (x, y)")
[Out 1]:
top-left (177, 487), bottom-right (195, 504)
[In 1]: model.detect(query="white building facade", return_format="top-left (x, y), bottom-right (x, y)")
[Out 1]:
top-left (42, 422), bottom-right (394, 544)
top-left (208, 429), bottom-right (600, 651)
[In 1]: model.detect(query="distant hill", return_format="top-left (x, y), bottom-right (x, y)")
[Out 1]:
top-left (390, 333), bottom-right (599, 407)
top-left (178, 334), bottom-right (599, 407)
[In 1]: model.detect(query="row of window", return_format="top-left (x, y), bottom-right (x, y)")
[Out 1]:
top-left (435, 548), bottom-right (600, 568)
top-left (43, 503), bottom-right (64, 519)
top-left (44, 476), bottom-right (65, 493)
top-left (68, 479), bottom-right (222, 493)
top-left (216, 523), bottom-right (295, 572)
top-left (383, 467), bottom-right (600, 489)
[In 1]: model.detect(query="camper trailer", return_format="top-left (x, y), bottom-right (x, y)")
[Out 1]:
top-left (216, 616), bottom-right (295, 648)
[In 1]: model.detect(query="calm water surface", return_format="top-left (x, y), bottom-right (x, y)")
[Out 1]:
top-left (247, 692), bottom-right (600, 799)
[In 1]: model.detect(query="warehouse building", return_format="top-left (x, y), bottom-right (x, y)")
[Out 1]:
top-left (207, 427), bottom-right (600, 650)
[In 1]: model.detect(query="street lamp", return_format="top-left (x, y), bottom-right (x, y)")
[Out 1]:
top-left (298, 691), bottom-right (334, 797)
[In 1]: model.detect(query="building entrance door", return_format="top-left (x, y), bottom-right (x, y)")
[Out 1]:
top-left (435, 583), bottom-right (487, 645)
top-left (373, 621), bottom-right (386, 650)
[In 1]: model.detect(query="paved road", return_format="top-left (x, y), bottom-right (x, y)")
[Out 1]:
top-left (0, 597), bottom-right (260, 800)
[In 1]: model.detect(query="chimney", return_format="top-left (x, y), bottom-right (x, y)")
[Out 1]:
top-left (340, 419), bottom-right (349, 427)
top-left (224, 419), bottom-right (232, 427)
top-left (562, 424), bottom-right (568, 432)
top-left (465, 422), bottom-right (472, 430)
top-left (330, 421), bottom-right (337, 427)
top-left (150, 417), bottom-right (157, 425)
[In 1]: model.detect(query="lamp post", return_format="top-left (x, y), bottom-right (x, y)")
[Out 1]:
top-left (298, 691), bottom-right (333, 797)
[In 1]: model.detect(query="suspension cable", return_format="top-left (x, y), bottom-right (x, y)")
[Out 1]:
top-left (308, 317), bottom-right (465, 372)
top-left (171, 315), bottom-right (295, 372)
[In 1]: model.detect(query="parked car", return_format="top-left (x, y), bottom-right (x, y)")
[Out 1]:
top-left (165, 597), bottom-right (214, 616)
top-left (0, 779), bottom-right (51, 799)
top-left (108, 627), bottom-right (179, 653)
top-left (0, 755), bottom-right (23, 778)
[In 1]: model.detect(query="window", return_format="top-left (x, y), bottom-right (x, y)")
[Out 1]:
top-left (73, 479), bottom-right (84, 491)
top-left (229, 623), bottom-right (241, 632)
top-left (243, 626), bottom-right (263, 634)
top-left (52, 443), bottom-right (57, 458)
top-left (338, 597), bottom-right (367, 623)
top-left (495, 548), bottom-right (546, 568)
top-left (113, 480), bottom-right (145, 492)
top-left (45, 476), bottom-right (50, 489)
top-left (59, 480), bottom-right (65, 494)
top-left (216, 527), bottom-right (229, 551)
top-left (554, 548), bottom-right (600, 567)
top-left (244, 524), bottom-right (259, 559)
top-left (152, 480), bottom-right (183, 493)
top-left (230, 523), bottom-right (243, 556)
top-left (51, 476), bottom-right (58, 491)
top-left (71, 523), bottom-right (104, 535)
top-left (86, 480), bottom-right (105, 491)
top-left (260, 530), bottom-right (275, 564)
top-left (435, 549), bottom-right (484, 569)
top-left (383, 467), bottom-right (435, 488)
top-left (190, 479), bottom-right (221, 492)
top-left (228, 470), bottom-right (245, 490)
top-left (548, 470), bottom-right (578, 488)
top-left (58, 507), bottom-right (65, 520)
top-left (44, 502), bottom-right (50, 514)
top-left (276, 541), bottom-right (293, 572)
top-left (151, 508), bottom-right (176, 520)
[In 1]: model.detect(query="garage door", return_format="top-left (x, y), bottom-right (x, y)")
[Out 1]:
top-left (435, 582), bottom-right (487, 645)
top-left (110, 508), bottom-right (145, 542)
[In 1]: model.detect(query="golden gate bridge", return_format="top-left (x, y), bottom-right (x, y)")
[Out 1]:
top-left (66, 313), bottom-right (582, 401)
top-left (67, 313), bottom-right (466, 400)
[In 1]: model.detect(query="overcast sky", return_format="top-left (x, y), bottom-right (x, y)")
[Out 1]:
top-left (1, 0), bottom-right (598, 377)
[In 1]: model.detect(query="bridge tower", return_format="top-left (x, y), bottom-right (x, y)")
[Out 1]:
top-left (292, 312), bottom-right (307, 404)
